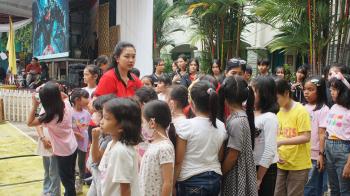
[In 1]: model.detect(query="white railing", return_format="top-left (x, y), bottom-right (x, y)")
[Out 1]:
top-left (0, 89), bottom-right (33, 122)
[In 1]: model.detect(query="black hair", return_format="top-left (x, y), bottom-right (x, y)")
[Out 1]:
top-left (32, 57), bottom-right (39, 62)
top-left (141, 75), bottom-right (154, 86)
top-left (258, 59), bottom-right (270, 66)
top-left (245, 66), bottom-right (253, 75)
top-left (109, 41), bottom-right (136, 70)
top-left (169, 85), bottom-right (188, 109)
top-left (251, 76), bottom-right (279, 114)
top-left (212, 59), bottom-right (221, 68)
top-left (158, 75), bottom-right (172, 86)
top-left (135, 86), bottom-right (158, 104)
top-left (304, 76), bottom-right (327, 111)
top-left (177, 54), bottom-right (188, 62)
top-left (275, 66), bottom-right (285, 74)
top-left (104, 98), bottom-right (142, 145)
top-left (329, 63), bottom-right (349, 74)
top-left (85, 64), bottom-right (100, 83)
top-left (69, 88), bottom-right (89, 106)
top-left (218, 76), bottom-right (255, 148)
top-left (329, 74), bottom-right (350, 109)
top-left (38, 81), bottom-right (65, 123)
top-left (130, 67), bottom-right (140, 78)
top-left (190, 81), bottom-right (218, 128)
top-left (143, 100), bottom-right (176, 146)
top-left (94, 55), bottom-right (109, 67)
top-left (275, 78), bottom-right (292, 97)
top-left (199, 74), bottom-right (219, 90)
top-left (189, 58), bottom-right (200, 71)
top-left (226, 58), bottom-right (246, 73)
top-left (93, 94), bottom-right (117, 111)
top-left (296, 65), bottom-right (308, 82)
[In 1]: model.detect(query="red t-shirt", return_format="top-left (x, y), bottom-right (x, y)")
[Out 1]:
top-left (25, 63), bottom-right (41, 74)
top-left (94, 68), bottom-right (143, 97)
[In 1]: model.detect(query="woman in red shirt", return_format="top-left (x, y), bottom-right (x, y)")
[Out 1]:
top-left (94, 41), bottom-right (142, 97)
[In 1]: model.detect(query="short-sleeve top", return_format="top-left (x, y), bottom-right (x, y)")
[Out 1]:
top-left (99, 141), bottom-right (140, 196)
top-left (176, 116), bottom-right (227, 181)
top-left (277, 102), bottom-right (312, 170)
top-left (139, 140), bottom-right (175, 196)
top-left (42, 101), bottom-right (78, 156)
top-left (94, 68), bottom-right (142, 97)
top-left (222, 111), bottom-right (258, 196)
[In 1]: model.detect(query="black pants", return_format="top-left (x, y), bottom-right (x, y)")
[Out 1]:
top-left (77, 149), bottom-right (87, 182)
top-left (257, 163), bottom-right (277, 196)
top-left (56, 150), bottom-right (78, 196)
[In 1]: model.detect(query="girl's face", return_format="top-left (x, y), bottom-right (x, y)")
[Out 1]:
top-left (76, 97), bottom-right (90, 108)
top-left (328, 67), bottom-right (341, 80)
top-left (115, 47), bottom-right (136, 71)
top-left (330, 86), bottom-right (339, 102)
top-left (141, 78), bottom-right (153, 87)
top-left (177, 58), bottom-right (187, 72)
top-left (156, 82), bottom-right (166, 93)
top-left (172, 63), bottom-right (178, 72)
top-left (83, 69), bottom-right (97, 84)
top-left (212, 63), bottom-right (221, 75)
top-left (189, 61), bottom-right (198, 74)
top-left (303, 81), bottom-right (317, 104)
top-left (100, 108), bottom-right (120, 134)
top-left (100, 63), bottom-right (109, 73)
top-left (156, 61), bottom-right (165, 73)
top-left (277, 92), bottom-right (290, 108)
top-left (276, 69), bottom-right (285, 79)
top-left (296, 71), bottom-right (305, 82)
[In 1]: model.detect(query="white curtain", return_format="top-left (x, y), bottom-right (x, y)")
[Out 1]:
top-left (116, 0), bottom-right (154, 76)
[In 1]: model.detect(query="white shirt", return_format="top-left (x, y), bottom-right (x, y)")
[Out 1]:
top-left (253, 112), bottom-right (279, 168)
top-left (99, 141), bottom-right (140, 196)
top-left (83, 86), bottom-right (96, 98)
top-left (139, 140), bottom-right (174, 196)
top-left (177, 117), bottom-right (227, 181)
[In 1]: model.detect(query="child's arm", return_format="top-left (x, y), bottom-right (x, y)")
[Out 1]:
top-left (120, 183), bottom-right (131, 196)
top-left (343, 154), bottom-right (350, 178)
top-left (173, 136), bottom-right (186, 187)
top-left (35, 125), bottom-right (51, 149)
top-left (27, 94), bottom-right (41, 127)
top-left (161, 163), bottom-right (174, 196)
top-left (91, 128), bottom-right (104, 163)
top-left (277, 132), bottom-right (311, 147)
top-left (318, 127), bottom-right (326, 171)
top-left (74, 131), bottom-right (84, 141)
top-left (221, 148), bottom-right (239, 175)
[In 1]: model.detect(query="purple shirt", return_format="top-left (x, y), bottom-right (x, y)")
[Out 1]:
top-left (305, 104), bottom-right (329, 160)
top-left (72, 109), bottom-right (91, 152)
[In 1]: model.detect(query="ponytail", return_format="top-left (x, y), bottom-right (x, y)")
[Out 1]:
top-left (167, 123), bottom-right (177, 147)
top-left (217, 82), bottom-right (226, 122)
top-left (208, 88), bottom-right (218, 128)
top-left (246, 86), bottom-right (255, 149)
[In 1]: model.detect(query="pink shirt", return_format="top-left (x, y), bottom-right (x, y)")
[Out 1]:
top-left (326, 104), bottom-right (350, 141)
top-left (305, 104), bottom-right (329, 160)
top-left (43, 101), bottom-right (78, 156)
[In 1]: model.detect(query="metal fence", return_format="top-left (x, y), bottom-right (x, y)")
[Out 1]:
top-left (0, 89), bottom-right (33, 122)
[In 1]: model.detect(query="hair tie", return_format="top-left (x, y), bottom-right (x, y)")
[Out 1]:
top-left (207, 88), bottom-right (215, 95)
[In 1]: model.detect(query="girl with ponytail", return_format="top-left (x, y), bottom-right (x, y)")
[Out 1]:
top-left (174, 81), bottom-right (227, 195)
top-left (219, 76), bottom-right (258, 196)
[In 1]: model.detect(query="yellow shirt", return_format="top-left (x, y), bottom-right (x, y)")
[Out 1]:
top-left (277, 102), bottom-right (312, 170)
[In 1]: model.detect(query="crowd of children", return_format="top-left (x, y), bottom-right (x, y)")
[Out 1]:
top-left (27, 41), bottom-right (350, 196)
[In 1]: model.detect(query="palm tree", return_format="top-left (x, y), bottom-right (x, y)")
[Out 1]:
top-left (253, 0), bottom-right (350, 73)
top-left (153, 0), bottom-right (184, 58)
top-left (174, 0), bottom-right (251, 71)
